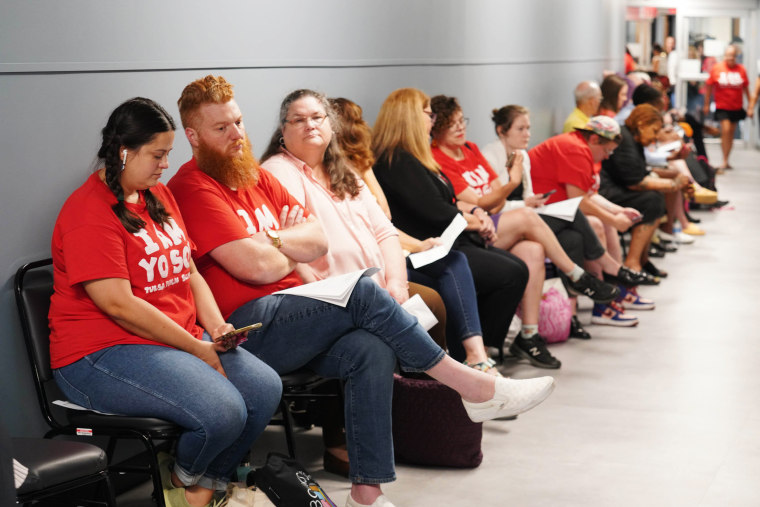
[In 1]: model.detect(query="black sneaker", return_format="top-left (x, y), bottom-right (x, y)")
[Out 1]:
top-left (509, 334), bottom-right (561, 369)
top-left (566, 272), bottom-right (620, 303)
top-left (643, 260), bottom-right (668, 278)
top-left (607, 266), bottom-right (660, 287)
top-left (569, 315), bottom-right (591, 339)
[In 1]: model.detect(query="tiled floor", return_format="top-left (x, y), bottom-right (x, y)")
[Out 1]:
top-left (119, 144), bottom-right (760, 506)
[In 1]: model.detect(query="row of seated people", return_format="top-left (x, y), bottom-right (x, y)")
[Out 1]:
top-left (564, 74), bottom-right (728, 290)
top-left (48, 70), bottom-right (707, 506)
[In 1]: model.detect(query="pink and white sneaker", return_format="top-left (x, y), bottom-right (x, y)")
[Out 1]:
top-left (617, 286), bottom-right (655, 311)
top-left (591, 302), bottom-right (639, 327)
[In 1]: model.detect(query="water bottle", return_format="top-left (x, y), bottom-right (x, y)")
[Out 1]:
top-left (673, 221), bottom-right (682, 238)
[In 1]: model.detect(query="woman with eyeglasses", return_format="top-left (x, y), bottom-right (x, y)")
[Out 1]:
top-left (427, 95), bottom-right (631, 365)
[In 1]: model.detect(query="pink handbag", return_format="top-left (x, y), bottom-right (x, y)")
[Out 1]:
top-left (538, 287), bottom-right (571, 343)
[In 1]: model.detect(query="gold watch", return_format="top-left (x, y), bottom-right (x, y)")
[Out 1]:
top-left (266, 229), bottom-right (282, 249)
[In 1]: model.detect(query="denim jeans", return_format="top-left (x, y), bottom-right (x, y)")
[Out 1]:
top-left (227, 276), bottom-right (445, 484)
top-left (407, 250), bottom-right (483, 361)
top-left (54, 336), bottom-right (282, 490)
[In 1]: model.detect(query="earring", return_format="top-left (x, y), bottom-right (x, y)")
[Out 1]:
top-left (279, 136), bottom-right (285, 146)
top-left (121, 149), bottom-right (127, 172)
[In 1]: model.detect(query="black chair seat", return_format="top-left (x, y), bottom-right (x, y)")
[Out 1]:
top-left (67, 411), bottom-right (180, 436)
top-left (280, 369), bottom-right (326, 389)
top-left (14, 438), bottom-right (108, 495)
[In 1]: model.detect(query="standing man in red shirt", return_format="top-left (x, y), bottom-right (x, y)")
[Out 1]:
top-left (703, 44), bottom-right (752, 171)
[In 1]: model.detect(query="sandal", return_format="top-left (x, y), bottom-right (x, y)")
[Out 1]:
top-left (464, 360), bottom-right (503, 377)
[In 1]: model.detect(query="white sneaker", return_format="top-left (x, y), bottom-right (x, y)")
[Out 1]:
top-left (461, 376), bottom-right (555, 423)
top-left (676, 232), bottom-right (695, 244)
top-left (657, 229), bottom-right (677, 242)
top-left (346, 494), bottom-right (396, 507)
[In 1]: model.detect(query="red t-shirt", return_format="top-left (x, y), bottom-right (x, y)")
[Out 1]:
top-left (167, 159), bottom-right (306, 318)
top-left (706, 61), bottom-right (749, 111)
top-left (431, 142), bottom-right (498, 197)
top-left (528, 131), bottom-right (596, 204)
top-left (49, 173), bottom-right (202, 369)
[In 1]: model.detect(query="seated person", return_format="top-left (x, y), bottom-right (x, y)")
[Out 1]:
top-left (598, 74), bottom-right (629, 119)
top-left (49, 98), bottom-right (283, 507)
top-left (167, 76), bottom-right (555, 507)
top-left (598, 104), bottom-right (690, 278)
top-left (563, 80), bottom-right (602, 133)
top-left (482, 106), bottom-right (655, 328)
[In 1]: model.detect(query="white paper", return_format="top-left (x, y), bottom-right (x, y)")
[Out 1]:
top-left (13, 459), bottom-right (28, 488)
top-left (52, 399), bottom-right (117, 415)
top-left (408, 214), bottom-right (467, 269)
top-left (656, 140), bottom-right (682, 153)
top-left (535, 196), bottom-right (582, 222)
top-left (274, 267), bottom-right (379, 307)
top-left (401, 293), bottom-right (438, 331)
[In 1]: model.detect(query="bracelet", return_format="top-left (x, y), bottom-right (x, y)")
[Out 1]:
top-left (470, 206), bottom-right (482, 214)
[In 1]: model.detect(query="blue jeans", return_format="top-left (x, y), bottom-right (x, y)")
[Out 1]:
top-left (407, 250), bottom-right (483, 361)
top-left (227, 276), bottom-right (445, 484)
top-left (54, 336), bottom-right (282, 491)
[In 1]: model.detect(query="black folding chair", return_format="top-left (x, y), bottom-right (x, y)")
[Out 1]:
top-left (14, 437), bottom-right (116, 506)
top-left (14, 259), bottom-right (181, 506)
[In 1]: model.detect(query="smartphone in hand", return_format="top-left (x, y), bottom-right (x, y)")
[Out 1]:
top-left (506, 151), bottom-right (516, 168)
top-left (541, 189), bottom-right (557, 198)
top-left (215, 323), bottom-right (262, 348)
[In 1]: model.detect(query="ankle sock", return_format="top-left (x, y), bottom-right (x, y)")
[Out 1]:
top-left (521, 325), bottom-right (538, 339)
top-left (564, 264), bottom-right (584, 282)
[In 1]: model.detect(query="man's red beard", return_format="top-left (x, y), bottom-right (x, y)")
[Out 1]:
top-left (196, 135), bottom-right (260, 189)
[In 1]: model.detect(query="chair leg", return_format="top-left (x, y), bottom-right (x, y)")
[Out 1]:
top-left (279, 399), bottom-right (297, 459)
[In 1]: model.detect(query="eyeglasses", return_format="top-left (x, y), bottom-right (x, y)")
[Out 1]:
top-left (423, 110), bottom-right (437, 123)
top-left (285, 114), bottom-right (328, 128)
top-left (449, 117), bottom-right (470, 130)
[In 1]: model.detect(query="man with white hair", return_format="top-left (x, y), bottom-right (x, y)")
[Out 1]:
top-left (562, 80), bottom-right (602, 133)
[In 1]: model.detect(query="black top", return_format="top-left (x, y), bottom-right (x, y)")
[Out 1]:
top-left (373, 149), bottom-right (462, 240)
top-left (601, 125), bottom-right (649, 188)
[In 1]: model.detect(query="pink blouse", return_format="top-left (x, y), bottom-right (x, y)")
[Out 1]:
top-left (262, 151), bottom-right (398, 287)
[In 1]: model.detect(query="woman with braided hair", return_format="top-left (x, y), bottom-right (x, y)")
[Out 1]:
top-left (49, 97), bottom-right (282, 507)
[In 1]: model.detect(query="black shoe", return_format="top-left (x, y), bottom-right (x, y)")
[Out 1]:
top-left (509, 334), bottom-right (561, 369)
top-left (652, 241), bottom-right (678, 254)
top-left (684, 211), bottom-right (701, 224)
top-left (606, 266), bottom-right (660, 287)
top-left (643, 260), bottom-right (668, 278)
top-left (566, 272), bottom-right (620, 303)
top-left (569, 315), bottom-right (591, 339)
top-left (648, 245), bottom-right (666, 258)
top-left (710, 200), bottom-right (729, 209)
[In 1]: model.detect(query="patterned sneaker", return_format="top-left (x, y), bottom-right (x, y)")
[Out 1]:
top-left (591, 303), bottom-right (639, 326)
top-left (509, 334), bottom-right (561, 369)
top-left (616, 286), bottom-right (655, 311)
top-left (462, 375), bottom-right (556, 422)
top-left (566, 272), bottom-right (620, 303)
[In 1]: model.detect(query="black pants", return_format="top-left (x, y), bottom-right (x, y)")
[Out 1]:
top-left (454, 239), bottom-right (529, 355)
top-left (540, 211), bottom-right (605, 267)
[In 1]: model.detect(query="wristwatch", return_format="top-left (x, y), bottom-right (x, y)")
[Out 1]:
top-left (266, 229), bottom-right (282, 249)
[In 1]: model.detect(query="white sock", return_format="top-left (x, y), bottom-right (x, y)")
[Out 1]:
top-left (564, 264), bottom-right (584, 282)
top-left (521, 325), bottom-right (539, 339)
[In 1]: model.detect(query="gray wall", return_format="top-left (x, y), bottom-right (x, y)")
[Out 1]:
top-left (0, 0), bottom-right (625, 436)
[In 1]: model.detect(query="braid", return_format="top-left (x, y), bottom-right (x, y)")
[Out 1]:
top-left (97, 97), bottom-right (176, 233)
